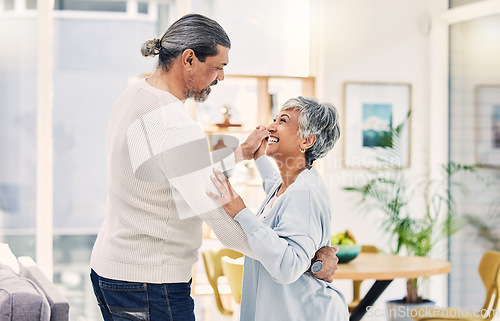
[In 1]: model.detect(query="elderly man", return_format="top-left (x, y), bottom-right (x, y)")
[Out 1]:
top-left (90, 13), bottom-right (338, 321)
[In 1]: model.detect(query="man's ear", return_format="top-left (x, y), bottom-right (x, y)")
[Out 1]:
top-left (181, 49), bottom-right (195, 69)
top-left (301, 135), bottom-right (316, 151)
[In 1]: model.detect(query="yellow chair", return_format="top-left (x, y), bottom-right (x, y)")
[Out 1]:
top-left (348, 245), bottom-right (379, 313)
top-left (221, 256), bottom-right (244, 304)
top-left (412, 250), bottom-right (500, 321)
top-left (202, 248), bottom-right (243, 316)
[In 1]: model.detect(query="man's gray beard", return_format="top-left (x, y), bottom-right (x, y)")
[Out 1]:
top-left (186, 87), bottom-right (210, 102)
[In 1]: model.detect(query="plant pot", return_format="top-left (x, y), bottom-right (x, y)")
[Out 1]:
top-left (386, 299), bottom-right (435, 321)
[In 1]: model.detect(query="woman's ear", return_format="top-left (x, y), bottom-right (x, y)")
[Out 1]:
top-left (301, 135), bottom-right (316, 151)
top-left (181, 49), bottom-right (195, 70)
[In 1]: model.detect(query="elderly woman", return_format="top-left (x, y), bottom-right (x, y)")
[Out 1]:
top-left (207, 96), bottom-right (348, 321)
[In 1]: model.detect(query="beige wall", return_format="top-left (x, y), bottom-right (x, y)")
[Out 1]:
top-left (311, 0), bottom-right (451, 311)
top-left (315, 0), bottom-right (432, 253)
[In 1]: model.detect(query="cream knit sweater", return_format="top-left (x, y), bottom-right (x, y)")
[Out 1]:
top-left (90, 79), bottom-right (254, 283)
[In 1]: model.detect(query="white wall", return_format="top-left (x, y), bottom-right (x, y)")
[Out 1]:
top-left (315, 0), bottom-right (432, 252)
top-left (208, 0), bottom-right (310, 76)
top-left (312, 0), bottom-right (450, 316)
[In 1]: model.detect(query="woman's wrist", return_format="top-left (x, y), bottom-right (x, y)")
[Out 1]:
top-left (229, 205), bottom-right (247, 219)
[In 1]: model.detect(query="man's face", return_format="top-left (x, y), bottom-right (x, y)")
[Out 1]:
top-left (186, 45), bottom-right (229, 102)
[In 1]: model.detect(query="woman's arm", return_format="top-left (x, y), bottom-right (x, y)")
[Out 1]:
top-left (208, 170), bottom-right (320, 284)
top-left (251, 136), bottom-right (281, 193)
top-left (233, 192), bottom-right (319, 284)
top-left (254, 156), bottom-right (281, 194)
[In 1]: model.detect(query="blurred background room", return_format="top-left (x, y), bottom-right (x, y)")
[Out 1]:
top-left (1, 0), bottom-right (499, 320)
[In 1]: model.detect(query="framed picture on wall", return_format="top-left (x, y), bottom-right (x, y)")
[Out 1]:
top-left (475, 85), bottom-right (500, 168)
top-left (343, 82), bottom-right (411, 169)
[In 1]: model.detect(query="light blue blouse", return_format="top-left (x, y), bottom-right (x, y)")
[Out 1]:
top-left (233, 156), bottom-right (349, 321)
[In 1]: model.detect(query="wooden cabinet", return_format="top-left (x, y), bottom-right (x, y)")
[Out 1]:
top-left (195, 75), bottom-right (315, 130)
top-left (229, 75), bottom-right (315, 126)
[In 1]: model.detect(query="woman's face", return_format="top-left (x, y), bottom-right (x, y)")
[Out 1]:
top-left (266, 108), bottom-right (304, 163)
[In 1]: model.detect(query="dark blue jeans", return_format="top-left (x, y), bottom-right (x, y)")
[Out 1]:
top-left (90, 269), bottom-right (195, 321)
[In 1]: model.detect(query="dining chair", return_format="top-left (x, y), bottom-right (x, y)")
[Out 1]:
top-left (348, 245), bottom-right (379, 313)
top-left (221, 255), bottom-right (244, 304)
top-left (412, 250), bottom-right (500, 321)
top-left (201, 248), bottom-right (244, 316)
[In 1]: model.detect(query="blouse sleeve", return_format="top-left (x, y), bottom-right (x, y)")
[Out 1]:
top-left (254, 155), bottom-right (281, 194)
top-left (233, 188), bottom-right (321, 284)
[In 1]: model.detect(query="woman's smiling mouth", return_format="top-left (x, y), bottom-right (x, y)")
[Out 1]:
top-left (268, 136), bottom-right (279, 144)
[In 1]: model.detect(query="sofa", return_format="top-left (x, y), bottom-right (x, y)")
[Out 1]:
top-left (0, 244), bottom-right (69, 321)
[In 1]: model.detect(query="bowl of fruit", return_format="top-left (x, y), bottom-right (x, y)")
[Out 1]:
top-left (330, 230), bottom-right (361, 263)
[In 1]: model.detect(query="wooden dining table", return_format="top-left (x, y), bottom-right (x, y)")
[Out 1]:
top-left (332, 253), bottom-right (451, 321)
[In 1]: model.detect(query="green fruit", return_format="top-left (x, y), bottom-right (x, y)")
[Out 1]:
top-left (333, 232), bottom-right (345, 240)
top-left (330, 236), bottom-right (340, 245)
top-left (341, 238), bottom-right (355, 245)
top-left (331, 231), bottom-right (358, 246)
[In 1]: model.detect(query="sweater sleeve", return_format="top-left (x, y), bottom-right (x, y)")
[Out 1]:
top-left (233, 189), bottom-right (319, 284)
top-left (199, 207), bottom-right (256, 259)
top-left (210, 147), bottom-right (236, 174)
top-left (127, 117), bottom-right (256, 257)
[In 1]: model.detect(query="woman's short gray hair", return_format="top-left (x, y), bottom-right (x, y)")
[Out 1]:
top-left (281, 96), bottom-right (340, 165)
top-left (141, 14), bottom-right (230, 71)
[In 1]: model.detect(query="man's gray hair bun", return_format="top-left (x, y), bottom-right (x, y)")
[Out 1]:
top-left (141, 38), bottom-right (162, 57)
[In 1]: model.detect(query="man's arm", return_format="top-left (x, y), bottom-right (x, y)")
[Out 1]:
top-left (233, 126), bottom-right (268, 163)
top-left (201, 128), bottom-right (268, 258)
top-left (126, 113), bottom-right (265, 255)
top-left (207, 126), bottom-right (268, 174)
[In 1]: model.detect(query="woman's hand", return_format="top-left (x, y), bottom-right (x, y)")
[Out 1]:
top-left (206, 168), bottom-right (246, 218)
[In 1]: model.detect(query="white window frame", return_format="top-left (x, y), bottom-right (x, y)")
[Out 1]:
top-left (1, 0), bottom-right (158, 21)
top-left (37, 0), bottom-right (54, 279)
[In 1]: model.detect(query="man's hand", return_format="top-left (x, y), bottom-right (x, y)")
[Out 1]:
top-left (253, 138), bottom-right (267, 160)
top-left (240, 126), bottom-right (268, 160)
top-left (311, 246), bottom-right (339, 282)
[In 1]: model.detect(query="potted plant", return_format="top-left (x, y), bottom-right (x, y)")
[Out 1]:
top-left (343, 117), bottom-right (481, 320)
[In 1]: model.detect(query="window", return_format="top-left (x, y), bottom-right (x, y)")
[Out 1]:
top-left (449, 12), bottom-right (500, 310)
top-left (26, 0), bottom-right (36, 9)
top-left (138, 1), bottom-right (148, 14)
top-left (54, 0), bottom-right (127, 12)
top-left (3, 0), bottom-right (14, 10)
top-left (450, 0), bottom-right (488, 8)
top-left (0, 2), bottom-right (38, 257)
